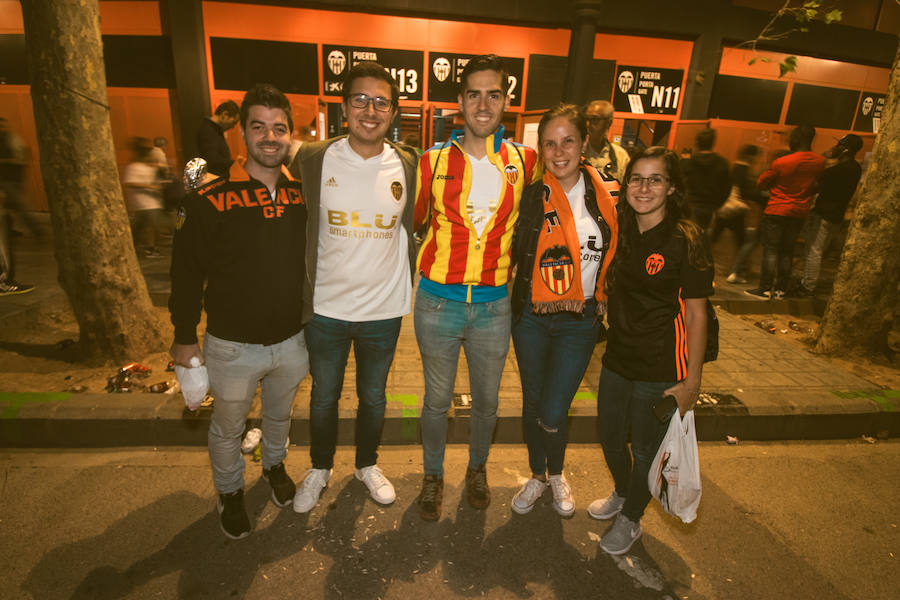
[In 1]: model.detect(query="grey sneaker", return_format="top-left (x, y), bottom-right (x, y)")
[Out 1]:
top-left (292, 468), bottom-right (331, 513)
top-left (511, 478), bottom-right (547, 515)
top-left (600, 513), bottom-right (642, 555)
top-left (587, 490), bottom-right (625, 520)
top-left (548, 475), bottom-right (575, 517)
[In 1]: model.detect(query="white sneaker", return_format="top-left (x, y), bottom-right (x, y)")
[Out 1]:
top-left (587, 490), bottom-right (625, 520)
top-left (292, 468), bottom-right (331, 513)
top-left (726, 273), bottom-right (746, 284)
top-left (511, 478), bottom-right (548, 515)
top-left (548, 474), bottom-right (575, 517)
top-left (240, 428), bottom-right (262, 454)
top-left (600, 513), bottom-right (642, 555)
top-left (355, 465), bottom-right (396, 505)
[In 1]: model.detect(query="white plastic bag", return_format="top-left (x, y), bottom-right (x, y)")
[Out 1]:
top-left (648, 410), bottom-right (701, 523)
top-left (174, 356), bottom-right (209, 411)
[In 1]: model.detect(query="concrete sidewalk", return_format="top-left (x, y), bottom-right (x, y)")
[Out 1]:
top-left (1, 214), bottom-right (897, 447)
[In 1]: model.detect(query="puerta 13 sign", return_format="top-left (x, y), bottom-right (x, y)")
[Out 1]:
top-left (427, 53), bottom-right (525, 107)
top-left (612, 66), bottom-right (684, 115)
top-left (323, 45), bottom-right (424, 101)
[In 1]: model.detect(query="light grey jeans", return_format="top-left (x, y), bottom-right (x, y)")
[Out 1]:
top-left (205, 331), bottom-right (309, 494)
top-left (801, 212), bottom-right (842, 293)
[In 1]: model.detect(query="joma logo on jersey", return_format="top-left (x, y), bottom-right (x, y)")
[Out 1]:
top-left (205, 187), bottom-right (302, 219)
top-left (328, 210), bottom-right (397, 229)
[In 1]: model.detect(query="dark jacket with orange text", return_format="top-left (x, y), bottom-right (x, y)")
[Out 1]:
top-left (169, 161), bottom-right (306, 345)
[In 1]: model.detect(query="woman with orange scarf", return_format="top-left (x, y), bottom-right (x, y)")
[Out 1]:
top-left (509, 104), bottom-right (617, 517)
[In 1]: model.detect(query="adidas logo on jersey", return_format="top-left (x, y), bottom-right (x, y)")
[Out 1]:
top-left (325, 177), bottom-right (338, 187)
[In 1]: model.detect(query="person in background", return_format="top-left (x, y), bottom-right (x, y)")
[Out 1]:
top-left (796, 134), bottom-right (863, 297)
top-left (680, 128), bottom-right (730, 232)
top-left (509, 103), bottom-right (617, 517)
top-left (588, 146), bottom-right (712, 555)
top-left (583, 100), bottom-right (630, 188)
top-left (745, 125), bottom-right (825, 299)
top-left (0, 117), bottom-right (34, 295)
top-left (718, 144), bottom-right (761, 283)
top-left (124, 137), bottom-right (165, 258)
top-left (197, 100), bottom-right (239, 178)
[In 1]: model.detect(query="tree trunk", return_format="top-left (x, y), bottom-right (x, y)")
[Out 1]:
top-left (816, 40), bottom-right (900, 357)
top-left (21, 0), bottom-right (167, 364)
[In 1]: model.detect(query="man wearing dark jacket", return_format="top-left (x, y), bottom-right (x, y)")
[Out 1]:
top-left (680, 128), bottom-right (731, 230)
top-left (170, 84), bottom-right (307, 540)
top-left (197, 100), bottom-right (239, 178)
top-left (797, 134), bottom-right (863, 296)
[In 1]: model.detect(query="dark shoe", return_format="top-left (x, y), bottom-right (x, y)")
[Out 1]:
top-left (217, 489), bottom-right (251, 539)
top-left (744, 287), bottom-right (771, 299)
top-left (262, 462), bottom-right (296, 508)
top-left (465, 464), bottom-right (491, 509)
top-left (792, 286), bottom-right (814, 298)
top-left (771, 289), bottom-right (785, 300)
top-left (0, 280), bottom-right (34, 296)
top-left (418, 475), bottom-right (444, 521)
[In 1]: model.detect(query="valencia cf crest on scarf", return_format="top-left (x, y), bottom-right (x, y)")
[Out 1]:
top-left (539, 245), bottom-right (575, 296)
top-left (504, 164), bottom-right (519, 185)
top-left (390, 180), bottom-right (403, 203)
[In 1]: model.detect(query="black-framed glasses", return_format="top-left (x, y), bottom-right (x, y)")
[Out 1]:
top-left (626, 174), bottom-right (669, 188)
top-left (348, 93), bottom-right (393, 112)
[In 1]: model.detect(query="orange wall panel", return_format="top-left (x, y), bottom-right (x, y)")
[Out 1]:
top-left (594, 33), bottom-right (693, 69)
top-left (98, 1), bottom-right (162, 35)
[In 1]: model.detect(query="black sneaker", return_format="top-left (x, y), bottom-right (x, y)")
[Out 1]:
top-left (465, 464), bottom-right (491, 509)
top-left (217, 489), bottom-right (251, 539)
top-left (744, 287), bottom-right (771, 299)
top-left (418, 475), bottom-right (444, 522)
top-left (0, 280), bottom-right (35, 296)
top-left (262, 462), bottom-right (296, 508)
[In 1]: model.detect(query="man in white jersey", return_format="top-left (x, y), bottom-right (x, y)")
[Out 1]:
top-left (289, 62), bottom-right (419, 513)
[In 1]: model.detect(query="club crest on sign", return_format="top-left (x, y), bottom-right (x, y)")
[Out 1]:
top-left (645, 253), bottom-right (665, 275)
top-left (504, 164), bottom-right (519, 185)
top-left (539, 246), bottom-right (575, 296)
top-left (390, 180), bottom-right (403, 202)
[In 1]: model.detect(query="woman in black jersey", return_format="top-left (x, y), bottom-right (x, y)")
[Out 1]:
top-left (587, 146), bottom-right (713, 555)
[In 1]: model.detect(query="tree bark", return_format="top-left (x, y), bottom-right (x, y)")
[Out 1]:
top-left (21, 0), bottom-right (167, 364)
top-left (816, 40), bottom-right (900, 357)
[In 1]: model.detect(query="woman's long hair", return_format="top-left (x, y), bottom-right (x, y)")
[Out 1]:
top-left (607, 146), bottom-right (709, 292)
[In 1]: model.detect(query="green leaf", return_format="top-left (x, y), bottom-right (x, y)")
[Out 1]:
top-left (760, 57), bottom-right (772, 63)
top-left (825, 9), bottom-right (843, 24)
top-left (749, 58), bottom-right (757, 65)
top-left (778, 56), bottom-right (799, 77)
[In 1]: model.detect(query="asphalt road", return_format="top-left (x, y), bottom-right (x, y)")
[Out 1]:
top-left (1, 441), bottom-right (897, 600)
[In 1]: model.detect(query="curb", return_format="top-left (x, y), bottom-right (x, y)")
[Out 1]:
top-left (1, 391), bottom-right (896, 448)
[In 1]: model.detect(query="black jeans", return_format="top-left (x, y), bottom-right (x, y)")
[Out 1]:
top-left (759, 214), bottom-right (804, 291)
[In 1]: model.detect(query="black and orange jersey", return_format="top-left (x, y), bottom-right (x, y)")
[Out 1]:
top-left (603, 220), bottom-right (713, 382)
top-left (169, 161), bottom-right (306, 345)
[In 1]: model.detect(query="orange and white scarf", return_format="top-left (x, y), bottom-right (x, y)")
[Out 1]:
top-left (531, 166), bottom-right (617, 314)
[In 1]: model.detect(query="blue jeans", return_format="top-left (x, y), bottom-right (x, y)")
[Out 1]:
top-left (596, 366), bottom-right (673, 522)
top-left (205, 331), bottom-right (309, 494)
top-left (305, 313), bottom-right (402, 470)
top-left (512, 300), bottom-right (599, 476)
top-left (415, 287), bottom-right (511, 477)
top-left (759, 214), bottom-right (805, 291)
top-left (801, 212), bottom-right (841, 292)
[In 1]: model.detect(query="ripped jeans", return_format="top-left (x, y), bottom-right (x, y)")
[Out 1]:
top-left (511, 299), bottom-right (599, 475)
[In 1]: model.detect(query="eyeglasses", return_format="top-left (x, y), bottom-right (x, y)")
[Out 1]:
top-left (626, 174), bottom-right (669, 188)
top-left (348, 93), bottom-right (393, 112)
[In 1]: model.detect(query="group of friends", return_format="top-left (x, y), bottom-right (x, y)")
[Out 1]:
top-left (168, 54), bottom-right (714, 556)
